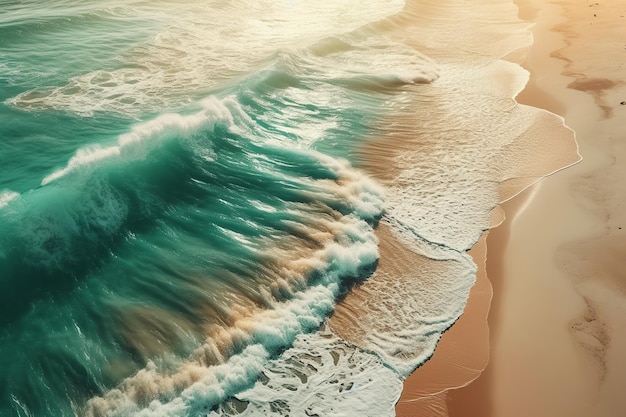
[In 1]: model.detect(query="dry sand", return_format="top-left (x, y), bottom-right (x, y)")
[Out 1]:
top-left (445, 1), bottom-right (626, 416)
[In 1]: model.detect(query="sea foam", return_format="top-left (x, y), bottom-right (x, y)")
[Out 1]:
top-left (7, 0), bottom-right (406, 116)
top-left (83, 151), bottom-right (385, 417)
top-left (219, 329), bottom-right (402, 417)
top-left (0, 190), bottom-right (19, 209)
top-left (40, 97), bottom-right (248, 186)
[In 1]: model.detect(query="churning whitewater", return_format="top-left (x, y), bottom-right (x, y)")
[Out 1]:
top-left (0, 0), bottom-right (564, 416)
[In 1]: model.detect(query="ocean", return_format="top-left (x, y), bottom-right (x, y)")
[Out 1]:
top-left (0, 1), bottom-right (574, 416)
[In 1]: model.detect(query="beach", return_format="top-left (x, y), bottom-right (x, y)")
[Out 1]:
top-left (1, 0), bottom-right (623, 415)
top-left (395, 0), bottom-right (626, 416)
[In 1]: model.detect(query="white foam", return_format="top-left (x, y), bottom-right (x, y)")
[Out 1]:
top-left (85, 244), bottom-right (379, 416)
top-left (224, 328), bottom-right (402, 417)
top-left (307, 153), bottom-right (387, 220)
top-left (295, 35), bottom-right (440, 87)
top-left (41, 145), bottom-right (121, 186)
top-left (83, 149), bottom-right (385, 416)
top-left (40, 96), bottom-right (248, 186)
top-left (87, 286), bottom-right (397, 417)
top-left (336, 243), bottom-right (477, 376)
top-left (0, 190), bottom-right (20, 209)
top-left (381, 59), bottom-right (540, 253)
top-left (8, 0), bottom-right (406, 116)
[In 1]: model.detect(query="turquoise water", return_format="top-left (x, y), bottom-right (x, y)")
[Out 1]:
top-left (0, 1), bottom-right (416, 415)
top-left (0, 1), bottom-right (559, 416)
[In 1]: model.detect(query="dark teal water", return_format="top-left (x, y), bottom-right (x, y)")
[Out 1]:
top-left (0, 1), bottom-right (423, 415)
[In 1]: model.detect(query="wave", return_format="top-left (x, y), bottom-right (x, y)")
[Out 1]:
top-left (0, 93), bottom-right (386, 416)
top-left (39, 97), bottom-right (249, 186)
top-left (90, 328), bottom-right (402, 417)
top-left (6, 0), bottom-right (407, 116)
top-left (84, 216), bottom-right (381, 416)
top-left (0, 1), bottom-right (454, 414)
top-left (277, 35), bottom-right (440, 90)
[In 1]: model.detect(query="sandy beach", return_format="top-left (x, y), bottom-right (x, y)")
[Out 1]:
top-left (9, 0), bottom-right (625, 414)
top-left (395, 0), bottom-right (626, 416)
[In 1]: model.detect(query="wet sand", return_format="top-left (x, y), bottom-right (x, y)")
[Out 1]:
top-left (445, 1), bottom-right (626, 416)
top-left (394, 231), bottom-right (492, 417)
top-left (382, 0), bottom-right (580, 414)
top-left (330, 0), bottom-right (583, 415)
top-left (387, 0), bottom-right (626, 415)
top-left (332, 0), bottom-right (624, 414)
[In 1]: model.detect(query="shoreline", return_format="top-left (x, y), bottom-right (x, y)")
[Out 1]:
top-left (395, 0), bottom-right (587, 415)
top-left (325, 0), bottom-right (583, 415)
top-left (331, 0), bottom-right (622, 414)
top-left (446, 188), bottom-right (531, 417)
top-left (448, 0), bottom-right (626, 416)
top-left (394, 230), bottom-right (492, 416)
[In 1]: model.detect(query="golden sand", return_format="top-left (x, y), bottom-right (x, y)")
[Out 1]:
top-left (448, 1), bottom-right (626, 416)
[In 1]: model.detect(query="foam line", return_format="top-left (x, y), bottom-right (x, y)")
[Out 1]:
top-left (84, 188), bottom-right (383, 416)
top-left (40, 97), bottom-right (249, 186)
